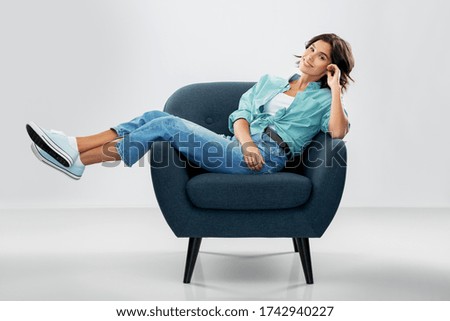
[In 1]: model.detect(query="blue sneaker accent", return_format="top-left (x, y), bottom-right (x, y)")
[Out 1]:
top-left (26, 121), bottom-right (78, 167)
top-left (31, 143), bottom-right (85, 180)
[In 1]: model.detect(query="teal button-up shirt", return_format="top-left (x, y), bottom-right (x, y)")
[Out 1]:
top-left (228, 73), bottom-right (346, 156)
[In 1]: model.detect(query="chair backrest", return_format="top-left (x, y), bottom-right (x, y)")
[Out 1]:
top-left (164, 82), bottom-right (255, 136)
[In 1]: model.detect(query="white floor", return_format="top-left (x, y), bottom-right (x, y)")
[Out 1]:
top-left (0, 207), bottom-right (449, 301)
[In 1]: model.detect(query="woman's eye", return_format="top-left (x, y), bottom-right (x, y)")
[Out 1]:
top-left (320, 56), bottom-right (325, 60)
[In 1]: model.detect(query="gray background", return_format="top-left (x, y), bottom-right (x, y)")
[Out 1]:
top-left (1, 0), bottom-right (450, 304)
top-left (1, 0), bottom-right (449, 209)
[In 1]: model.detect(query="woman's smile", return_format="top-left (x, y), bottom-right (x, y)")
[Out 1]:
top-left (302, 58), bottom-right (313, 68)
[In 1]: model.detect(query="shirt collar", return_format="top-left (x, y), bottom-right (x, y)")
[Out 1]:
top-left (288, 73), bottom-right (321, 91)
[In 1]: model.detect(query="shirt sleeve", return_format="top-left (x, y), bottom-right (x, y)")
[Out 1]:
top-left (320, 108), bottom-right (350, 133)
top-left (227, 83), bottom-right (257, 134)
top-left (228, 74), bottom-right (275, 134)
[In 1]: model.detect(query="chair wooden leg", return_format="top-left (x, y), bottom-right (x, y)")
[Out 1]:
top-left (183, 237), bottom-right (202, 284)
top-left (294, 238), bottom-right (314, 284)
top-left (292, 238), bottom-right (299, 252)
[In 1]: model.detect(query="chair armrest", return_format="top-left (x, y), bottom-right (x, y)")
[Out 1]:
top-left (150, 141), bottom-right (194, 236)
top-left (300, 133), bottom-right (347, 235)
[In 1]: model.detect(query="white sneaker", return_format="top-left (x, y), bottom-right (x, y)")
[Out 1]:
top-left (31, 143), bottom-right (85, 180)
top-left (26, 121), bottom-right (79, 167)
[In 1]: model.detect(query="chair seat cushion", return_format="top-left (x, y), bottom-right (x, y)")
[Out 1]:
top-left (186, 172), bottom-right (312, 210)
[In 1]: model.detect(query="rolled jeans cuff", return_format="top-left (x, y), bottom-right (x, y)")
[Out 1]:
top-left (114, 138), bottom-right (132, 167)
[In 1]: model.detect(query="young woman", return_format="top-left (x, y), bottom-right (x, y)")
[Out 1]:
top-left (26, 33), bottom-right (354, 179)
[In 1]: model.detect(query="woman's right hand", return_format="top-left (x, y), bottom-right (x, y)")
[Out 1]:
top-left (233, 118), bottom-right (265, 171)
top-left (242, 142), bottom-right (265, 171)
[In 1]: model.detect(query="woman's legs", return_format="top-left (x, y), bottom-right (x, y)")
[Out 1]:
top-left (75, 110), bottom-right (171, 165)
top-left (111, 110), bottom-right (171, 137)
top-left (76, 130), bottom-right (118, 154)
top-left (28, 110), bottom-right (287, 174)
top-left (113, 114), bottom-right (287, 174)
top-left (79, 138), bottom-right (122, 165)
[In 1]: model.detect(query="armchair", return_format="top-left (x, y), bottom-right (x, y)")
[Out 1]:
top-left (150, 82), bottom-right (347, 284)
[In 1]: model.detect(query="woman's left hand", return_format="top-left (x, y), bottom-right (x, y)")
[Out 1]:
top-left (326, 64), bottom-right (341, 91)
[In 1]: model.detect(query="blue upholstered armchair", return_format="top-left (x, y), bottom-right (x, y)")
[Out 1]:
top-left (150, 82), bottom-right (347, 284)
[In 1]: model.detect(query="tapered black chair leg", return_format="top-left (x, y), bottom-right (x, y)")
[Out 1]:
top-left (294, 238), bottom-right (314, 284)
top-left (292, 238), bottom-right (299, 252)
top-left (183, 237), bottom-right (202, 284)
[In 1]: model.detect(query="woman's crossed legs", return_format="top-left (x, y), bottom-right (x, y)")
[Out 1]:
top-left (26, 110), bottom-right (287, 179)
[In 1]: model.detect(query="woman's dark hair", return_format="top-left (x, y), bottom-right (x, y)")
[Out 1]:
top-left (295, 33), bottom-right (355, 92)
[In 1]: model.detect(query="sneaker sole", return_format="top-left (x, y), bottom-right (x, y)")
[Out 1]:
top-left (26, 121), bottom-right (73, 167)
top-left (31, 144), bottom-right (81, 180)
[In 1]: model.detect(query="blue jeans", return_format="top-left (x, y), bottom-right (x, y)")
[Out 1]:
top-left (112, 110), bottom-right (288, 174)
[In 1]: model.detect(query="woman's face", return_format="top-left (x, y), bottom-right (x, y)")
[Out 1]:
top-left (299, 40), bottom-right (332, 79)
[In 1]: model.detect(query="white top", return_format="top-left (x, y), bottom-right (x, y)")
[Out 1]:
top-left (263, 92), bottom-right (295, 131)
top-left (263, 92), bottom-right (295, 116)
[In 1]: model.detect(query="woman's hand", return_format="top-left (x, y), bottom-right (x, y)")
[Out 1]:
top-left (326, 64), bottom-right (349, 139)
top-left (242, 142), bottom-right (265, 171)
top-left (327, 64), bottom-right (342, 91)
top-left (233, 118), bottom-right (265, 171)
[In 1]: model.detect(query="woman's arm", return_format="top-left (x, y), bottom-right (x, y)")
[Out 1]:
top-left (327, 64), bottom-right (349, 139)
top-left (233, 118), bottom-right (265, 171)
